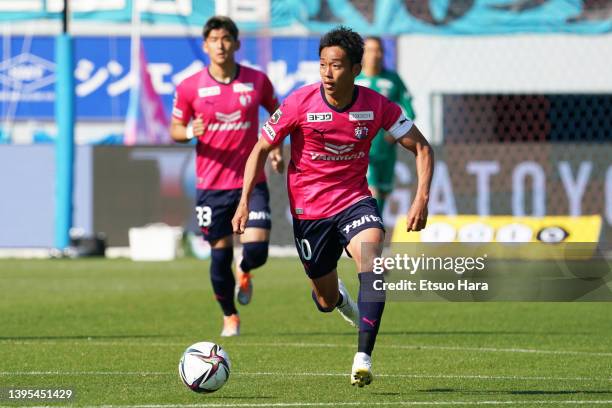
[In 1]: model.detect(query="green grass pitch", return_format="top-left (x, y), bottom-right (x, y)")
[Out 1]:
top-left (0, 258), bottom-right (611, 407)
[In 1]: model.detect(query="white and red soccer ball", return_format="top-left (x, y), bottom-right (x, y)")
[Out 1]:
top-left (178, 342), bottom-right (231, 393)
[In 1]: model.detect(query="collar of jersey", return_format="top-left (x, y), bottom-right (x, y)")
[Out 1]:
top-left (206, 64), bottom-right (241, 85)
top-left (319, 84), bottom-right (359, 113)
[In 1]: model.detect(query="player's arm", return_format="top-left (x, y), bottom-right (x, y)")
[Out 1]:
top-left (261, 76), bottom-right (285, 174)
top-left (396, 125), bottom-right (433, 232)
top-left (269, 145), bottom-right (284, 173)
top-left (170, 84), bottom-right (203, 143)
top-left (169, 115), bottom-right (204, 143)
top-left (232, 136), bottom-right (275, 234)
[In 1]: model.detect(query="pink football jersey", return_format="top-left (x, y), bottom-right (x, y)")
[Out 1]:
top-left (173, 65), bottom-right (278, 190)
top-left (262, 83), bottom-right (412, 219)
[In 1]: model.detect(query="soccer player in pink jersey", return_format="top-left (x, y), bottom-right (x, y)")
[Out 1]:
top-left (170, 16), bottom-right (284, 337)
top-left (233, 27), bottom-right (434, 386)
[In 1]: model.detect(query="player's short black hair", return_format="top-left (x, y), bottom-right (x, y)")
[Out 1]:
top-left (365, 36), bottom-right (384, 52)
top-left (319, 26), bottom-right (364, 65)
top-left (203, 16), bottom-right (239, 41)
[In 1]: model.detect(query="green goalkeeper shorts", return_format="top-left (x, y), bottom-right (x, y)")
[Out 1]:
top-left (367, 159), bottom-right (395, 194)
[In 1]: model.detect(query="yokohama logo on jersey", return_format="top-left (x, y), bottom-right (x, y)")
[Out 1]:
top-left (208, 110), bottom-right (250, 131)
top-left (310, 151), bottom-right (365, 161)
top-left (207, 122), bottom-right (251, 131)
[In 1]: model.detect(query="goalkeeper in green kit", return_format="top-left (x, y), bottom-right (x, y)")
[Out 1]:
top-left (356, 36), bottom-right (416, 214)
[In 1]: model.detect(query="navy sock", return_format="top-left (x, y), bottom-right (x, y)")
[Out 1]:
top-left (357, 272), bottom-right (386, 356)
top-left (311, 290), bottom-right (343, 313)
top-left (210, 248), bottom-right (237, 316)
top-left (240, 241), bottom-right (269, 272)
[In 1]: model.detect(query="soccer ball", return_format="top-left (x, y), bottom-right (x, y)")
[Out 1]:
top-left (178, 342), bottom-right (231, 393)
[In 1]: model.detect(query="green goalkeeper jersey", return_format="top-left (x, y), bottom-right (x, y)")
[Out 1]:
top-left (355, 69), bottom-right (415, 161)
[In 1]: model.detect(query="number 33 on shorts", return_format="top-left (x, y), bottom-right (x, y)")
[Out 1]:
top-left (196, 206), bottom-right (212, 227)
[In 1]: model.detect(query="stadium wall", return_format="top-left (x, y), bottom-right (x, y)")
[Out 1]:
top-left (1, 143), bottom-right (610, 248)
top-left (397, 34), bottom-right (612, 143)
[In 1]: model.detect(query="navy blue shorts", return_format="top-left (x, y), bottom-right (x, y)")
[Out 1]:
top-left (196, 182), bottom-right (271, 242)
top-left (292, 197), bottom-right (384, 279)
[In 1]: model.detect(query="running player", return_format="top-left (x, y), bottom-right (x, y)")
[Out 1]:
top-left (232, 27), bottom-right (433, 386)
top-left (356, 36), bottom-right (416, 213)
top-left (170, 16), bottom-right (283, 337)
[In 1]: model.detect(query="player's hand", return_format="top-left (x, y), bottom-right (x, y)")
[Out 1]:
top-left (192, 114), bottom-right (205, 137)
top-left (232, 201), bottom-right (249, 234)
top-left (406, 197), bottom-right (428, 232)
top-left (269, 150), bottom-right (285, 174)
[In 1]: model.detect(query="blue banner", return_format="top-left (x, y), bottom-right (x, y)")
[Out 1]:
top-left (0, 0), bottom-right (609, 34)
top-left (0, 35), bottom-right (397, 120)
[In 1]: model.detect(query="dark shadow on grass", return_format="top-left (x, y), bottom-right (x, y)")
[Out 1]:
top-left (263, 330), bottom-right (593, 337)
top-left (371, 392), bottom-right (401, 396)
top-left (511, 390), bottom-right (612, 395)
top-left (420, 389), bottom-right (612, 395)
top-left (422, 388), bottom-right (455, 393)
top-left (0, 334), bottom-right (172, 341)
top-left (206, 396), bottom-right (275, 399)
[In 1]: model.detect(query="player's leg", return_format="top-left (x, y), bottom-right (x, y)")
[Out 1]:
top-left (235, 182), bottom-right (272, 305)
top-left (338, 198), bottom-right (385, 386)
top-left (310, 268), bottom-right (339, 311)
top-left (236, 227), bottom-right (269, 305)
top-left (293, 216), bottom-right (356, 323)
top-left (310, 270), bottom-right (359, 327)
top-left (347, 227), bottom-right (385, 350)
top-left (196, 189), bottom-right (239, 336)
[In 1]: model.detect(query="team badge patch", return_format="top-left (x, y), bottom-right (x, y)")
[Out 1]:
top-left (354, 126), bottom-right (369, 140)
top-left (269, 109), bottom-right (282, 124)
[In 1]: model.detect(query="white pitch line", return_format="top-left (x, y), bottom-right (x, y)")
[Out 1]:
top-left (240, 342), bottom-right (612, 357)
top-left (0, 371), bottom-right (610, 383)
top-left (2, 400), bottom-right (612, 408)
top-left (2, 340), bottom-right (612, 357)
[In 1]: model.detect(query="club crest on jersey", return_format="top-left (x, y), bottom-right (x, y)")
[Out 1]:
top-left (239, 94), bottom-right (252, 106)
top-left (307, 112), bottom-right (333, 122)
top-left (348, 111), bottom-right (374, 121)
top-left (354, 126), bottom-right (369, 140)
top-left (269, 109), bottom-right (282, 124)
